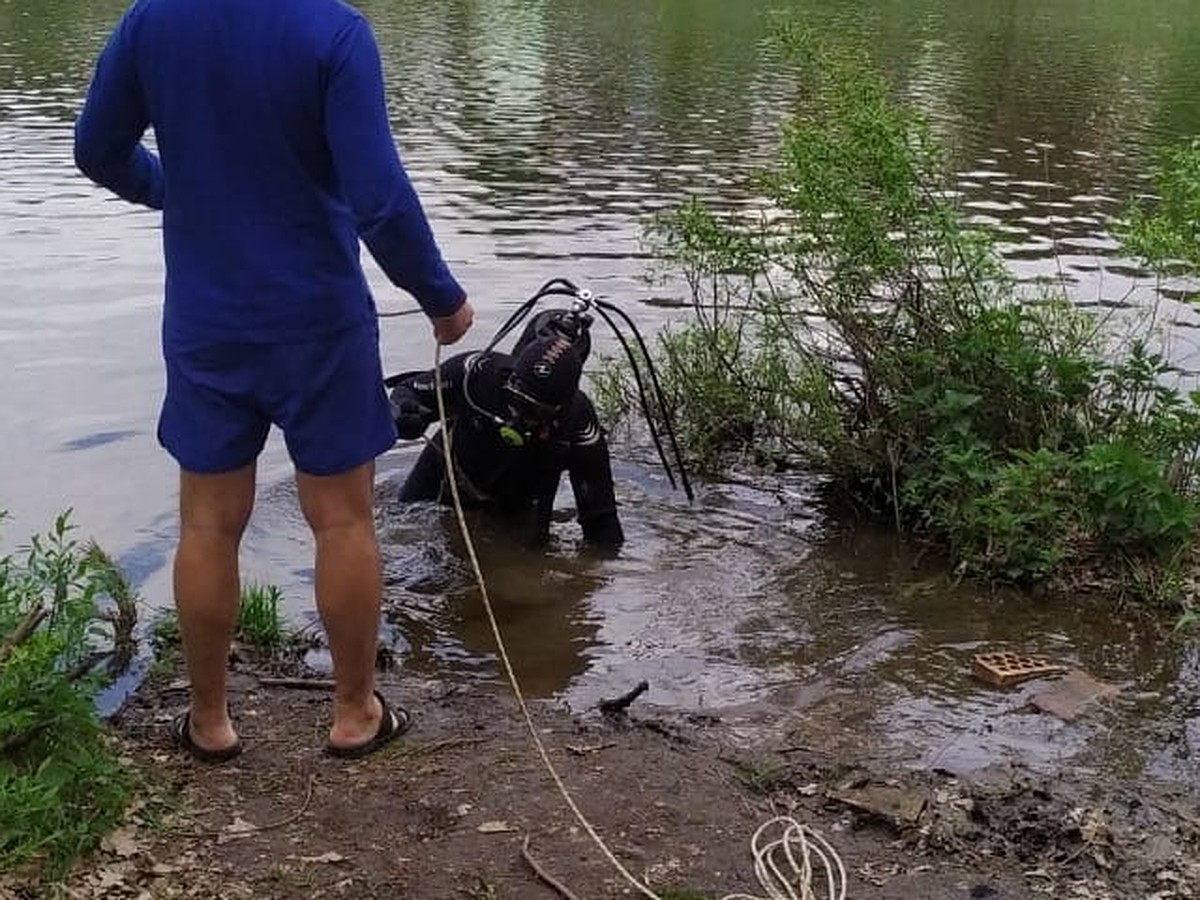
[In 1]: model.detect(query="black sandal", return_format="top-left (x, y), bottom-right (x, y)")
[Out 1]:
top-left (325, 690), bottom-right (412, 759)
top-left (170, 710), bottom-right (243, 764)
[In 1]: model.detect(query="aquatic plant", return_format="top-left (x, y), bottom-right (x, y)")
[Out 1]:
top-left (595, 29), bottom-right (1200, 603)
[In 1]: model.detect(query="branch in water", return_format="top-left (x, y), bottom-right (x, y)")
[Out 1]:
top-left (598, 680), bottom-right (649, 715)
top-left (0, 604), bottom-right (47, 666)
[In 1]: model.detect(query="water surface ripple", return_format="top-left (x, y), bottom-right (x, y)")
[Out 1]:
top-left (3, 0), bottom-right (1200, 787)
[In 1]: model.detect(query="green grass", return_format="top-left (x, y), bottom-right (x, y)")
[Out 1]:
top-left (150, 581), bottom-right (294, 654)
top-left (151, 609), bottom-right (181, 647)
top-left (236, 582), bottom-right (288, 650)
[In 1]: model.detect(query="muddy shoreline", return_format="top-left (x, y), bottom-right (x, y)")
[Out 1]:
top-left (7, 651), bottom-right (1198, 900)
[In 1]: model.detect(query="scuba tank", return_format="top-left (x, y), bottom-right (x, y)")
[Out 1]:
top-left (490, 278), bottom-right (692, 502)
top-left (510, 308), bottom-right (593, 366)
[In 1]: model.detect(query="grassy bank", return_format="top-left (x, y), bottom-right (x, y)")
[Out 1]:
top-left (1, 510), bottom-right (306, 886)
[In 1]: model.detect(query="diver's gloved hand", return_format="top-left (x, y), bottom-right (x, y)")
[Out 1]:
top-left (390, 391), bottom-right (434, 440)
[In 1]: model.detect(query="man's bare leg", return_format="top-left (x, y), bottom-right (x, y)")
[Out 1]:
top-left (175, 463), bottom-right (256, 753)
top-left (295, 461), bottom-right (384, 749)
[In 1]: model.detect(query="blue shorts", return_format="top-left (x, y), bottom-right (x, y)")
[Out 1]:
top-left (158, 321), bottom-right (397, 476)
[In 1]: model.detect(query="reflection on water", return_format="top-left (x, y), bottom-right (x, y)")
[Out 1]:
top-left (3, 0), bottom-right (1200, 791)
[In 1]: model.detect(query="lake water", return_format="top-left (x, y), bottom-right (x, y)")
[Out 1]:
top-left (3, 0), bottom-right (1200, 782)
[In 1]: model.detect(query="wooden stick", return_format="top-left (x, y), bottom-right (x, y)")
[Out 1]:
top-left (598, 680), bottom-right (649, 714)
top-left (257, 677), bottom-right (336, 691)
top-left (0, 604), bottom-right (47, 665)
top-left (407, 736), bottom-right (489, 758)
top-left (0, 721), bottom-right (49, 756)
top-left (521, 836), bottom-right (582, 900)
top-left (1150, 798), bottom-right (1200, 833)
top-left (65, 650), bottom-right (108, 682)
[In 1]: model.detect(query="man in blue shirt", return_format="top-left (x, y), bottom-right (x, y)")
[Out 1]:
top-left (75, 0), bottom-right (473, 761)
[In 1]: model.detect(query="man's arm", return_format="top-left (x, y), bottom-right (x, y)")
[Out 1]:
top-left (324, 15), bottom-right (464, 320)
top-left (565, 394), bottom-right (624, 550)
top-left (74, 10), bottom-right (165, 209)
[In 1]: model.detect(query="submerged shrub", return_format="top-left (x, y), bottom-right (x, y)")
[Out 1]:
top-left (596, 31), bottom-right (1200, 602)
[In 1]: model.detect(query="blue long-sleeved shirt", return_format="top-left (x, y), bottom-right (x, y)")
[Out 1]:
top-left (74, 0), bottom-right (465, 348)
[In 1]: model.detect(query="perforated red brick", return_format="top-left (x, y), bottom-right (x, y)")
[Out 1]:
top-left (971, 651), bottom-right (1066, 687)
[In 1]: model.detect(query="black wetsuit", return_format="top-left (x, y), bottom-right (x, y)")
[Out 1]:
top-left (389, 351), bottom-right (624, 550)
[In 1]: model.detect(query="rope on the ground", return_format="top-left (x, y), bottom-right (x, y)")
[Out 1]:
top-left (432, 343), bottom-right (662, 900)
top-left (430, 343), bottom-right (849, 900)
top-left (719, 816), bottom-right (847, 900)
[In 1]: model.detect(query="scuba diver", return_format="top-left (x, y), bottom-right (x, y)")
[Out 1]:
top-left (386, 307), bottom-right (625, 551)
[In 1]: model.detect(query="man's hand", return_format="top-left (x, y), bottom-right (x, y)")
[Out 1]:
top-left (432, 298), bottom-right (474, 345)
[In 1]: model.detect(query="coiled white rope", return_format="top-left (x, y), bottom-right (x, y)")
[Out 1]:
top-left (720, 816), bottom-right (848, 900)
top-left (430, 344), bottom-right (849, 900)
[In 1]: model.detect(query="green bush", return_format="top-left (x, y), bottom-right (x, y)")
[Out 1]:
top-left (596, 31), bottom-right (1200, 602)
top-left (0, 512), bottom-right (135, 881)
top-left (1118, 137), bottom-right (1200, 272)
top-left (1078, 441), bottom-right (1198, 554)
